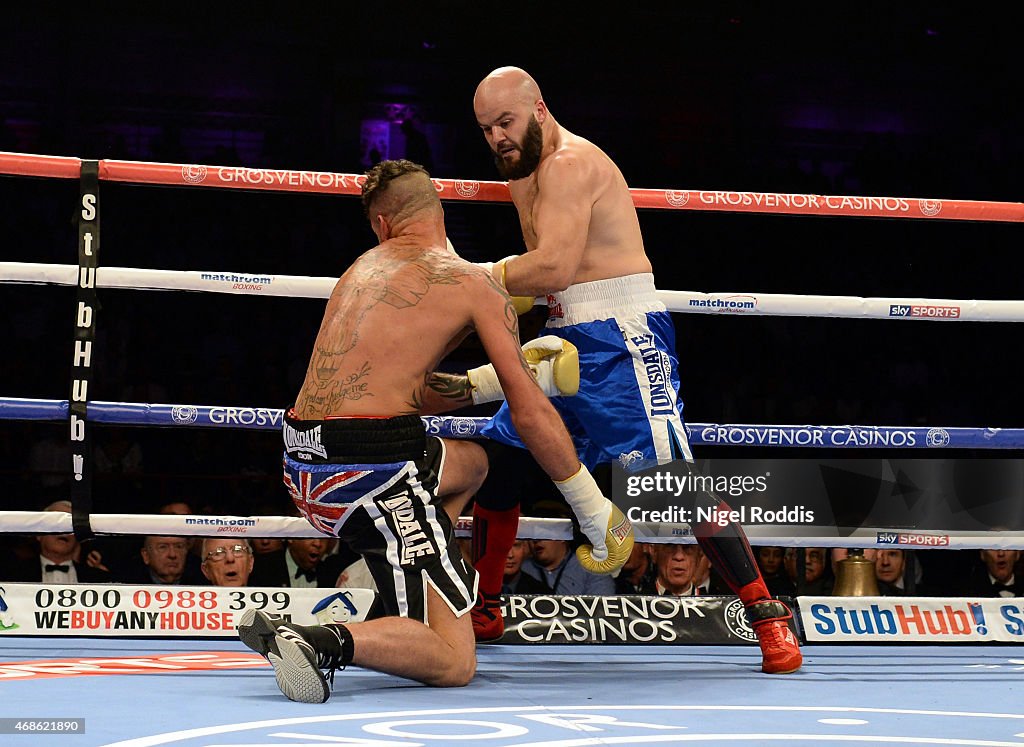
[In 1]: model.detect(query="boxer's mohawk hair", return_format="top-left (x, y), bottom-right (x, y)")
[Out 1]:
top-left (361, 159), bottom-right (431, 218)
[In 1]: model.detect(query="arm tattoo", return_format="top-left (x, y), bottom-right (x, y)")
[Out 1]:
top-left (480, 268), bottom-right (532, 379)
top-left (481, 268), bottom-right (519, 328)
top-left (406, 372), bottom-right (472, 413)
top-left (516, 344), bottom-right (534, 380)
top-left (427, 373), bottom-right (473, 401)
top-left (505, 306), bottom-right (534, 381)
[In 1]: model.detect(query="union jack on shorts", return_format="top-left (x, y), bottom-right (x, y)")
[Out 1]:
top-left (282, 456), bottom-right (408, 537)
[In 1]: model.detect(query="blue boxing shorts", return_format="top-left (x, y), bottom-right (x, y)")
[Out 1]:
top-left (282, 411), bottom-right (477, 622)
top-left (480, 273), bottom-right (693, 471)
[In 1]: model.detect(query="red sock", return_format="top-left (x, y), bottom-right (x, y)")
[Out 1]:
top-left (737, 577), bottom-right (772, 607)
top-left (471, 504), bottom-right (520, 596)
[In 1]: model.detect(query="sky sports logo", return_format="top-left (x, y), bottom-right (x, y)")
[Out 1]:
top-left (877, 531), bottom-right (950, 547)
top-left (888, 304), bottom-right (961, 318)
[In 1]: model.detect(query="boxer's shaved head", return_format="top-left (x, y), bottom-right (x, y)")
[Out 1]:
top-left (474, 67), bottom-right (547, 180)
top-left (474, 66), bottom-right (542, 110)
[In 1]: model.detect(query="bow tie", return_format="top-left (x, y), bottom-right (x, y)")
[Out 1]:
top-left (294, 567), bottom-right (316, 583)
top-left (992, 582), bottom-right (1015, 593)
top-left (46, 564), bottom-right (70, 573)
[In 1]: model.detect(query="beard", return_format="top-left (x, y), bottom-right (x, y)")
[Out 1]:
top-left (492, 115), bottom-right (543, 180)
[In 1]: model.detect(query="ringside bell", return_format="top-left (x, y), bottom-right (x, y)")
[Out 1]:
top-left (832, 548), bottom-right (880, 596)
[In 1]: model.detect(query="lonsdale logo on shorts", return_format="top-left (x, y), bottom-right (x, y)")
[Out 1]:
top-left (379, 494), bottom-right (437, 564)
top-left (630, 333), bottom-right (675, 417)
top-left (283, 422), bottom-right (327, 460)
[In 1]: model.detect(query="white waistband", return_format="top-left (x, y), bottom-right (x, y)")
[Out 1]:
top-left (545, 273), bottom-right (665, 327)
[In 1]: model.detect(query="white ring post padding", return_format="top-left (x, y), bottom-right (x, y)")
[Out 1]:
top-left (7, 262), bottom-right (1024, 320)
top-left (0, 511), bottom-right (574, 541)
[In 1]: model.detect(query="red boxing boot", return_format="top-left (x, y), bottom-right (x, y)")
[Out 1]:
top-left (470, 591), bottom-right (504, 642)
top-left (745, 598), bottom-right (803, 674)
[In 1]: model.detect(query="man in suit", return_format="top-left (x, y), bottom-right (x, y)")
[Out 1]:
top-left (200, 538), bottom-right (255, 587)
top-left (651, 543), bottom-right (703, 597)
top-left (501, 540), bottom-right (547, 595)
top-left (758, 546), bottom-right (796, 598)
top-left (614, 542), bottom-right (657, 595)
top-left (249, 537), bottom-right (358, 588)
top-left (520, 538), bottom-right (615, 596)
top-left (118, 535), bottom-right (206, 585)
top-left (9, 500), bottom-right (111, 584)
top-left (784, 547), bottom-right (833, 596)
top-left (875, 549), bottom-right (914, 596)
top-left (967, 549), bottom-right (1023, 597)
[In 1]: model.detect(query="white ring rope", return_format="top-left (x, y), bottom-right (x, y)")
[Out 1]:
top-left (1, 261), bottom-right (1019, 321)
top-left (0, 510), bottom-right (570, 541)
top-left (3, 510), bottom-right (1023, 549)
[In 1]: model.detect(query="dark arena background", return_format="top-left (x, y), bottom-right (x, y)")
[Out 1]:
top-left (3, 3), bottom-right (1022, 553)
top-left (2, 5), bottom-right (1024, 745)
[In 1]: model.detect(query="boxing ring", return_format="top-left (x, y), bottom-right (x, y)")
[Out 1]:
top-left (3, 150), bottom-right (1024, 745)
top-left (6, 638), bottom-right (1024, 745)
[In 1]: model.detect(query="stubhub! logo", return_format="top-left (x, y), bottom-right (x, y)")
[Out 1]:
top-left (810, 601), bottom-right (984, 637)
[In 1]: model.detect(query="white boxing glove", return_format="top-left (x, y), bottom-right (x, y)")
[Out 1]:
top-left (555, 464), bottom-right (634, 576)
top-left (465, 363), bottom-right (503, 405)
top-left (467, 336), bottom-right (579, 405)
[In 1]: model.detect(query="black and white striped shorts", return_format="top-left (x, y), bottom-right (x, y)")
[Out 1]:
top-left (333, 437), bottom-right (478, 622)
top-left (283, 413), bottom-right (477, 622)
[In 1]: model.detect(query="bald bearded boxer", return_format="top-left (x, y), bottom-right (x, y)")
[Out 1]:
top-left (237, 159), bottom-right (633, 702)
top-left (469, 67), bottom-right (801, 674)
